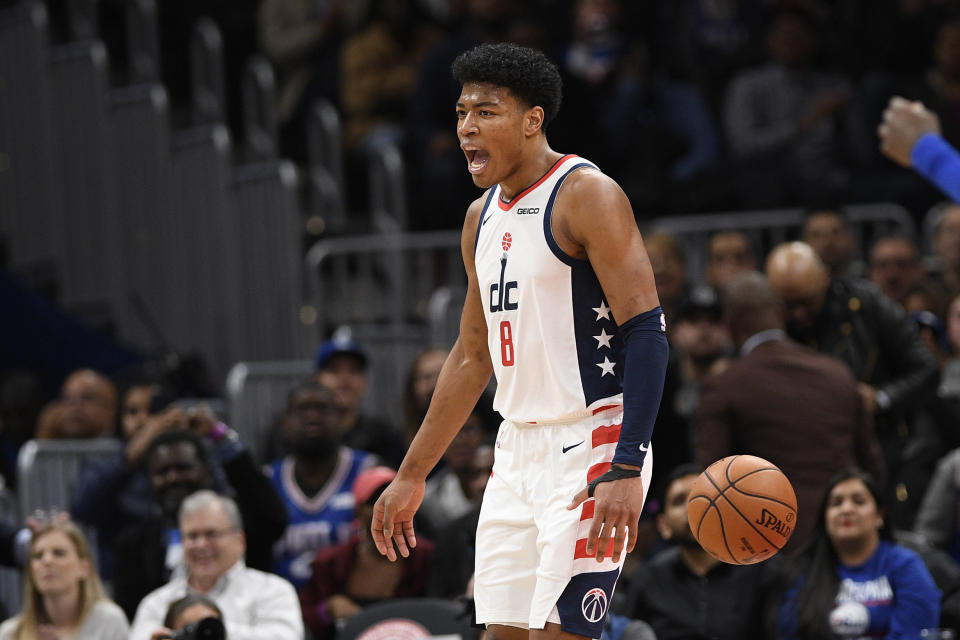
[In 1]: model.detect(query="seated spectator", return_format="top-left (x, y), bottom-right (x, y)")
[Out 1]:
top-left (595, 37), bottom-right (723, 214)
top-left (338, 0), bottom-right (439, 157)
top-left (669, 289), bottom-right (733, 418)
top-left (130, 491), bottom-right (303, 640)
top-left (766, 241), bottom-right (940, 528)
top-left (300, 467), bottom-right (434, 640)
top-left (915, 446), bottom-right (960, 565)
top-left (704, 230), bottom-right (757, 294)
top-left (163, 592), bottom-right (222, 629)
top-left (942, 293), bottom-right (960, 401)
top-left (70, 379), bottom-right (180, 578)
top-left (930, 203), bottom-right (960, 298)
top-left (910, 292), bottom-right (960, 451)
top-left (313, 334), bottom-right (405, 468)
top-left (267, 380), bottom-right (375, 589)
top-left (417, 409), bottom-right (488, 538)
top-left (257, 0), bottom-right (347, 163)
top-left (868, 233), bottom-right (932, 311)
top-left (722, 7), bottom-right (852, 208)
top-left (915, 296), bottom-right (960, 551)
top-left (427, 443), bottom-right (494, 599)
top-left (402, 348), bottom-right (448, 447)
top-left (770, 469), bottom-right (940, 639)
top-left (0, 519), bottom-right (128, 640)
top-left (148, 588), bottom-right (224, 640)
top-left (34, 369), bottom-right (117, 439)
top-left (801, 207), bottom-right (859, 278)
top-left (624, 464), bottom-right (768, 640)
top-left (695, 271), bottom-right (886, 549)
top-left (113, 426), bottom-right (287, 620)
top-left (644, 233), bottom-right (691, 325)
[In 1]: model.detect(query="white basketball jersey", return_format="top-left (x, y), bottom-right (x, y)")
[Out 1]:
top-left (474, 154), bottom-right (624, 423)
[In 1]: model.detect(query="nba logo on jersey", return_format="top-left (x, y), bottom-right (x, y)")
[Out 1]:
top-left (581, 588), bottom-right (608, 623)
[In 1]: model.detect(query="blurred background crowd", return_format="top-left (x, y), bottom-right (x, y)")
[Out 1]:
top-left (5, 0), bottom-right (960, 638)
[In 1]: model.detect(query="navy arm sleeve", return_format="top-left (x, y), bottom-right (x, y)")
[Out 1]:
top-left (612, 306), bottom-right (669, 469)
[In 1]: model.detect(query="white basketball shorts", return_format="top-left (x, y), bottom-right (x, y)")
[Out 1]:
top-left (473, 405), bottom-right (652, 638)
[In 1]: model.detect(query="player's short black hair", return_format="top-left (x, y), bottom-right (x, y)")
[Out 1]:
top-left (452, 42), bottom-right (562, 130)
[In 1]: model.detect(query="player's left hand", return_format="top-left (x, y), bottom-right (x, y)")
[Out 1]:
top-left (568, 468), bottom-right (644, 563)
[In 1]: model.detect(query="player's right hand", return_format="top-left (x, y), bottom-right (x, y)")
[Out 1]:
top-left (371, 476), bottom-right (426, 561)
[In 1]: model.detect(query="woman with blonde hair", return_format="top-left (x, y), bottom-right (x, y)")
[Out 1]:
top-left (0, 518), bottom-right (128, 639)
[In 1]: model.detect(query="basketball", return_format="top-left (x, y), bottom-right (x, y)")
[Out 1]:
top-left (686, 455), bottom-right (798, 565)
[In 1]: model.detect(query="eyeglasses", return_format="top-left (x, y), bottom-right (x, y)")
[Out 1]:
top-left (182, 528), bottom-right (237, 544)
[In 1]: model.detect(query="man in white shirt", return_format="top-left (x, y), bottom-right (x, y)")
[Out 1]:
top-left (129, 490), bottom-right (304, 640)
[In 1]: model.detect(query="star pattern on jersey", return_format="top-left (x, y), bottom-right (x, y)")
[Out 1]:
top-left (593, 328), bottom-right (613, 349)
top-left (592, 300), bottom-right (612, 322)
top-left (596, 356), bottom-right (616, 377)
top-left (592, 299), bottom-right (615, 378)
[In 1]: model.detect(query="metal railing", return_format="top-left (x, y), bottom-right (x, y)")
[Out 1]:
top-left (304, 230), bottom-right (463, 334)
top-left (647, 202), bottom-right (917, 286)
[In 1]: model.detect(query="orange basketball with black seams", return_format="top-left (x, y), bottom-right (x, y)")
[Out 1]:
top-left (686, 455), bottom-right (798, 565)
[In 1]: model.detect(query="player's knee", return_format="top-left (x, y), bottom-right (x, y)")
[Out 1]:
top-left (529, 622), bottom-right (591, 640)
top-left (486, 624), bottom-right (530, 640)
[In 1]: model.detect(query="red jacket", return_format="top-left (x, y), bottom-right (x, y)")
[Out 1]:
top-left (299, 533), bottom-right (436, 640)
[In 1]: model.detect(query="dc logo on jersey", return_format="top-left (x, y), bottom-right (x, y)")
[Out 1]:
top-left (581, 588), bottom-right (608, 623)
top-left (490, 232), bottom-right (518, 313)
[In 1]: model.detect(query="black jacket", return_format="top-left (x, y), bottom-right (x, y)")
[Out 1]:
top-left (112, 446), bottom-right (287, 620)
top-left (794, 276), bottom-right (938, 415)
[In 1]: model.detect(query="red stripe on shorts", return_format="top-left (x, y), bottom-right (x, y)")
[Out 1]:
top-left (574, 538), bottom-right (591, 559)
top-left (580, 500), bottom-right (595, 521)
top-left (588, 462), bottom-right (611, 483)
top-left (592, 424), bottom-right (621, 448)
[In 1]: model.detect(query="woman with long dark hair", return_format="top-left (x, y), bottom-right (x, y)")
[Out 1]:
top-left (772, 468), bottom-right (941, 639)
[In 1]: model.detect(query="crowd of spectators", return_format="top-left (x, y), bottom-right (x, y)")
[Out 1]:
top-left (24, 0), bottom-right (960, 231)
top-left (0, 202), bottom-right (957, 636)
top-left (7, 0), bottom-right (960, 638)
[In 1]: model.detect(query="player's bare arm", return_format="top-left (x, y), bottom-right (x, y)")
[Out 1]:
top-left (371, 195), bottom-right (494, 561)
top-left (550, 168), bottom-right (660, 318)
top-left (556, 168), bottom-right (665, 563)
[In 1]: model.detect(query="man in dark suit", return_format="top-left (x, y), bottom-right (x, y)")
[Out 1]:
top-left (766, 241), bottom-right (939, 528)
top-left (694, 271), bottom-right (885, 550)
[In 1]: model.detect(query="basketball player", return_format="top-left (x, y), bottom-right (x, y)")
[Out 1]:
top-left (372, 43), bottom-right (669, 640)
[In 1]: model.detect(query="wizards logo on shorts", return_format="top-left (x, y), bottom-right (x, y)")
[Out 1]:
top-left (490, 232), bottom-right (518, 313)
top-left (581, 588), bottom-right (608, 623)
top-left (556, 569), bottom-right (619, 636)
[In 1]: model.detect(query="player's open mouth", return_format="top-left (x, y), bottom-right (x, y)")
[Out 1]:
top-left (466, 149), bottom-right (489, 174)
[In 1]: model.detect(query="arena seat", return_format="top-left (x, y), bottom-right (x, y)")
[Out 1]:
top-left (225, 360), bottom-right (313, 463)
top-left (337, 598), bottom-right (479, 640)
